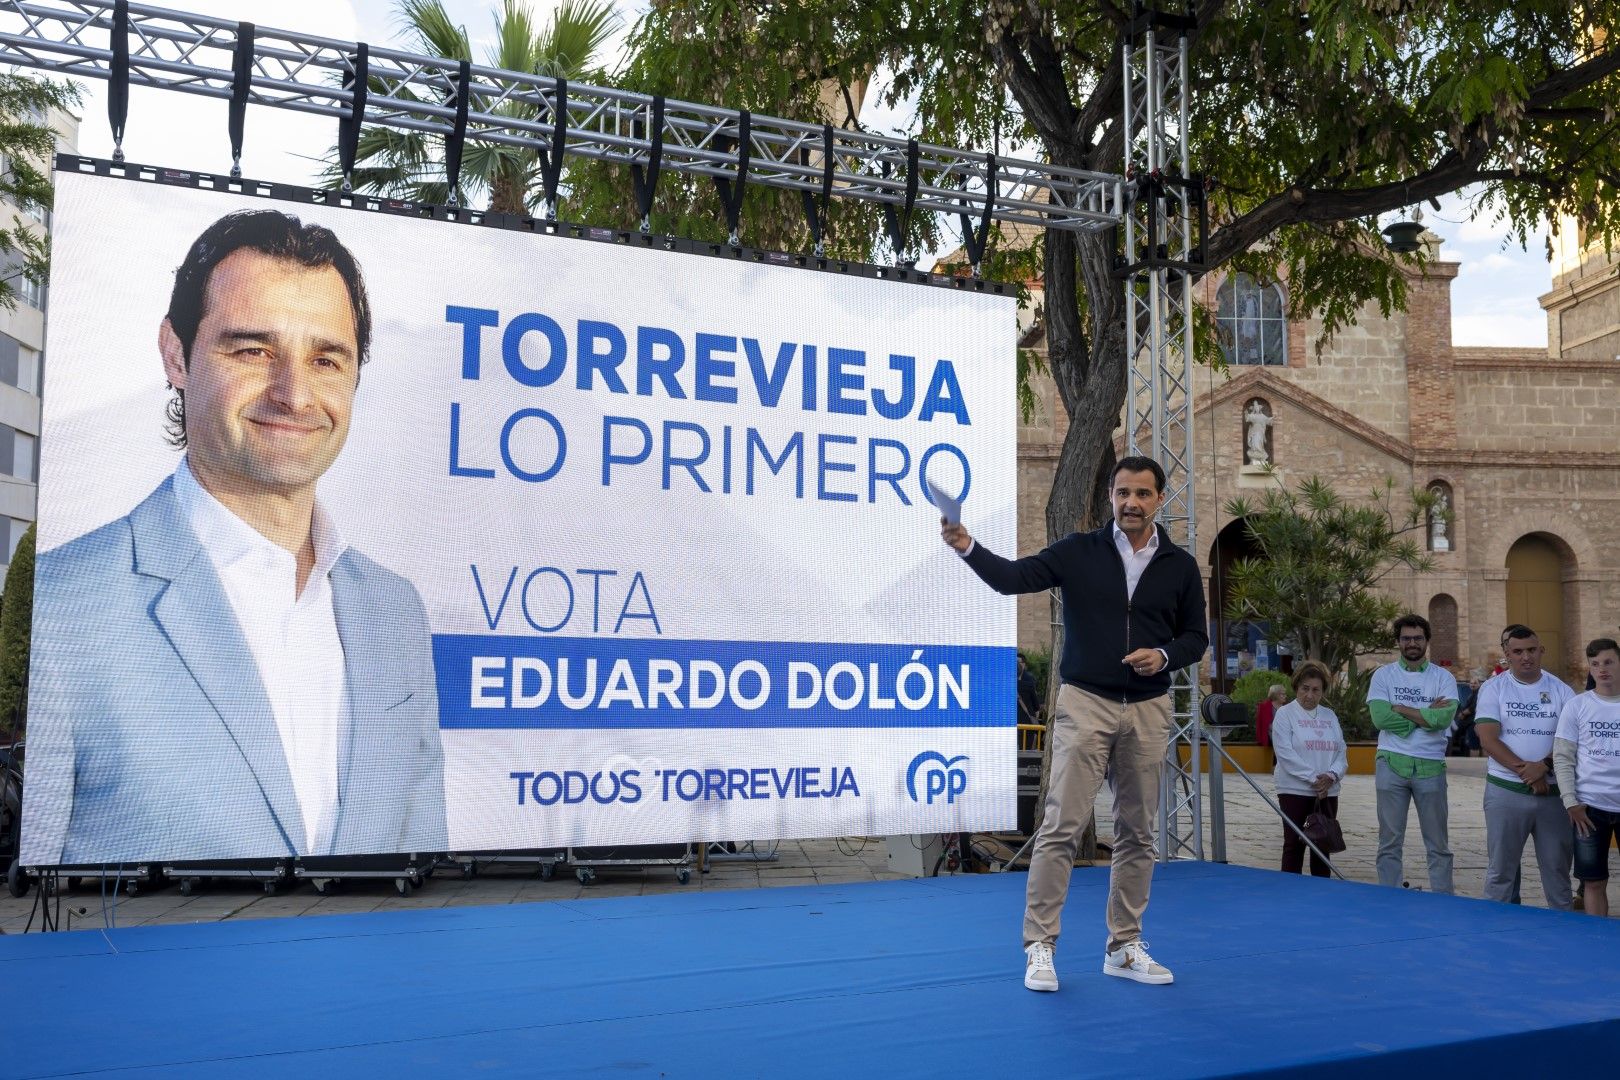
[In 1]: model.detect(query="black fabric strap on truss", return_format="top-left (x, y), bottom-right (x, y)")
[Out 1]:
top-left (959, 152), bottom-right (997, 272)
top-left (629, 95), bottom-right (665, 232)
top-left (538, 77), bottom-right (568, 217)
top-left (444, 59), bottom-right (471, 205)
top-left (227, 22), bottom-right (254, 177)
top-left (107, 0), bottom-right (129, 160)
top-left (799, 124), bottom-right (834, 255)
top-left (712, 110), bottom-right (751, 243)
top-left (337, 43), bottom-right (369, 188)
top-left (882, 139), bottom-right (920, 262)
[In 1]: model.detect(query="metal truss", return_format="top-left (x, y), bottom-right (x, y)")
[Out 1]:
top-left (1, 0), bottom-right (1217, 863)
top-left (1120, 8), bottom-right (1205, 863)
top-left (0, 0), bottom-right (1122, 237)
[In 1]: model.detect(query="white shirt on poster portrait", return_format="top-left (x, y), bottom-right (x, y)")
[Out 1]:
top-left (173, 458), bottom-right (349, 855)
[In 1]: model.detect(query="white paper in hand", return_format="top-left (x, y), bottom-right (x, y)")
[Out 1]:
top-left (927, 479), bottom-right (962, 525)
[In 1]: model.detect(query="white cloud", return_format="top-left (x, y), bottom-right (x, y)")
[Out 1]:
top-left (1451, 310), bottom-right (1547, 348)
top-left (1456, 251), bottom-right (1518, 273)
top-left (1408, 185), bottom-right (1550, 348)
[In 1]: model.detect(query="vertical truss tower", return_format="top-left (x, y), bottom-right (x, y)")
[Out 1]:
top-left (1120, 5), bottom-right (1206, 862)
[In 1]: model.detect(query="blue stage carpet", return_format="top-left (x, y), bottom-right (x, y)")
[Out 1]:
top-left (3, 862), bottom-right (1619, 1078)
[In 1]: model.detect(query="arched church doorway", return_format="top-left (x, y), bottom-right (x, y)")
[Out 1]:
top-left (1209, 517), bottom-right (1285, 692)
top-left (1505, 535), bottom-right (1567, 676)
top-left (1427, 594), bottom-right (1459, 669)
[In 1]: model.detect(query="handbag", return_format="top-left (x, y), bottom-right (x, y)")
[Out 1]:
top-left (1302, 799), bottom-right (1346, 854)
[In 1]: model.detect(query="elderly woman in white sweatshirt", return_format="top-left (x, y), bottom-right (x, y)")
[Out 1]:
top-left (1272, 661), bottom-right (1349, 877)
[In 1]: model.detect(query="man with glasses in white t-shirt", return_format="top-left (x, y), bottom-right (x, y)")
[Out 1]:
top-left (1474, 624), bottom-right (1574, 908)
top-left (1367, 614), bottom-right (1458, 893)
top-left (1554, 637), bottom-right (1620, 917)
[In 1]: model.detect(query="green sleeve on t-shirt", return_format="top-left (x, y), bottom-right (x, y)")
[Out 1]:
top-left (1417, 701), bottom-right (1457, 732)
top-left (1368, 698), bottom-right (1416, 737)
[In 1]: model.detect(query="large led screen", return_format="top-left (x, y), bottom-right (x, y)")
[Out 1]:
top-left (20, 166), bottom-right (1019, 864)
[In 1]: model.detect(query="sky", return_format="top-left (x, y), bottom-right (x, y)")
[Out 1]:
top-left (62, 0), bottom-right (1553, 349)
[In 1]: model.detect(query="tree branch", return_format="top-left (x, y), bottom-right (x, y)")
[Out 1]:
top-left (984, 6), bottom-right (1077, 151)
top-left (1527, 106), bottom-right (1608, 121)
top-left (1525, 44), bottom-right (1620, 109)
top-left (1204, 136), bottom-right (1493, 268)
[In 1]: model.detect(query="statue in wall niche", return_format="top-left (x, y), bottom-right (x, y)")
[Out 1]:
top-left (1430, 489), bottom-right (1451, 551)
top-left (1244, 400), bottom-right (1272, 466)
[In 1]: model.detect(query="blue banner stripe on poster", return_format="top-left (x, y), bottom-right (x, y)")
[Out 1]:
top-left (434, 635), bottom-right (1016, 728)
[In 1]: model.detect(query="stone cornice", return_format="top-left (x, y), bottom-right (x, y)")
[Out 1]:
top-left (1414, 449), bottom-right (1620, 470)
top-left (1454, 351), bottom-right (1616, 374)
top-left (1192, 367), bottom-right (1415, 463)
top-left (1539, 261), bottom-right (1620, 310)
top-left (1451, 346), bottom-right (1546, 363)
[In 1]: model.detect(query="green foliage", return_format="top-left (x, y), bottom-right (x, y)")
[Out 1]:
top-left (1018, 645), bottom-right (1052, 717)
top-left (1230, 668), bottom-right (1289, 709)
top-left (0, 524), bottom-right (34, 739)
top-left (564, 1), bottom-right (921, 257)
top-left (320, 0), bottom-right (620, 212)
top-left (1324, 664), bottom-right (1377, 743)
top-left (1223, 474), bottom-right (1439, 738)
top-left (0, 72), bottom-right (79, 313)
top-left (1217, 668), bottom-right (1288, 742)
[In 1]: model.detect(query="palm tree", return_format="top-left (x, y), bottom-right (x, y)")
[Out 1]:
top-left (324, 0), bottom-right (619, 213)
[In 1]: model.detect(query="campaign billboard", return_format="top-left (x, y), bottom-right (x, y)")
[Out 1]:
top-left (19, 164), bottom-right (1019, 864)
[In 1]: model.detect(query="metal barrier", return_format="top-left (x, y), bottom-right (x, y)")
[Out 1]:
top-left (1202, 730), bottom-right (1345, 880)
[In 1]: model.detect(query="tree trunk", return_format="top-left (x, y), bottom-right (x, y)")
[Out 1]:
top-left (1031, 226), bottom-right (1133, 864)
top-left (489, 164), bottom-right (527, 217)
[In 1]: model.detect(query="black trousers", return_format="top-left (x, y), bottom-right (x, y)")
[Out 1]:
top-left (1279, 793), bottom-right (1338, 877)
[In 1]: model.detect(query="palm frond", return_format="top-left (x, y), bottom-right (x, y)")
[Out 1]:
top-left (535, 0), bottom-right (621, 79)
top-left (394, 0), bottom-right (471, 61)
top-left (488, 0), bottom-right (541, 72)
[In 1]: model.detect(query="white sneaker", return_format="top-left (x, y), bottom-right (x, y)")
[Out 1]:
top-left (1103, 940), bottom-right (1173, 985)
top-left (1024, 941), bottom-right (1059, 992)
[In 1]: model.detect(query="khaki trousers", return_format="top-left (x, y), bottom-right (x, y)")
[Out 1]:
top-left (1023, 683), bottom-right (1170, 953)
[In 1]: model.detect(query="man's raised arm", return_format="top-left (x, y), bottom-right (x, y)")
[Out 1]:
top-left (940, 519), bottom-right (1063, 595)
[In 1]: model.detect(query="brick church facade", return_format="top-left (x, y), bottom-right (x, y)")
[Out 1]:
top-left (1014, 234), bottom-right (1620, 685)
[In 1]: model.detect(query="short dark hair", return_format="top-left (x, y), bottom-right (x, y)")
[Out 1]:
top-left (1501, 624), bottom-right (1538, 646)
top-left (1112, 455), bottom-right (1166, 494)
top-left (1586, 638), bottom-right (1620, 661)
top-left (1392, 614), bottom-right (1431, 642)
top-left (164, 209), bottom-right (372, 446)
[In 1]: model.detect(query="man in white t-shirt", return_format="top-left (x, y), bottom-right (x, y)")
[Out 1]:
top-left (1474, 625), bottom-right (1574, 908)
top-left (1367, 614), bottom-right (1458, 893)
top-left (1554, 637), bottom-right (1620, 917)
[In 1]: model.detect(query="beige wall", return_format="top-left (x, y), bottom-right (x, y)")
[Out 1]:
top-left (1455, 362), bottom-right (1620, 452)
top-left (1286, 307), bottom-right (1412, 441)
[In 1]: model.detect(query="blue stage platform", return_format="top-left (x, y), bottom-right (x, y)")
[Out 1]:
top-left (3, 861), bottom-right (1619, 1078)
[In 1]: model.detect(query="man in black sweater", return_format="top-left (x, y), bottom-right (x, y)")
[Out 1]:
top-left (942, 455), bottom-right (1207, 992)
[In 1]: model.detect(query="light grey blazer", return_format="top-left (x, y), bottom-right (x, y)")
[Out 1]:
top-left (20, 477), bottom-right (447, 865)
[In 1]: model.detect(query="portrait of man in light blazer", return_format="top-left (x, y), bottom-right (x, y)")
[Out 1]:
top-left (22, 208), bottom-right (446, 865)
